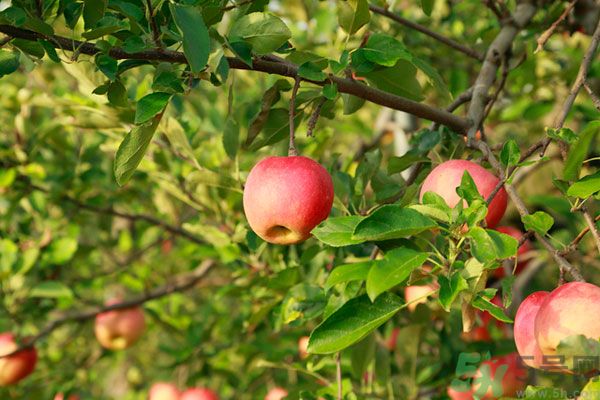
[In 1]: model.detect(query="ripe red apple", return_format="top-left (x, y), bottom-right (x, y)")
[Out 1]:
top-left (0, 332), bottom-right (37, 386)
top-left (419, 160), bottom-right (507, 228)
top-left (265, 387), bottom-right (288, 400)
top-left (243, 156), bottom-right (334, 245)
top-left (494, 226), bottom-right (532, 278)
top-left (180, 388), bottom-right (219, 400)
top-left (149, 382), bottom-right (180, 400)
top-left (386, 327), bottom-right (400, 351)
top-left (514, 291), bottom-right (549, 369)
top-left (94, 300), bottom-right (146, 350)
top-left (447, 353), bottom-right (527, 399)
top-left (404, 283), bottom-right (438, 312)
top-left (298, 336), bottom-right (310, 359)
top-left (535, 282), bottom-right (600, 371)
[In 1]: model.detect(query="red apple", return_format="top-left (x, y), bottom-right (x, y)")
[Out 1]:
top-left (243, 156), bottom-right (334, 245)
top-left (404, 283), bottom-right (438, 312)
top-left (180, 388), bottom-right (219, 400)
top-left (514, 291), bottom-right (549, 369)
top-left (265, 387), bottom-right (288, 400)
top-left (94, 299), bottom-right (146, 350)
top-left (0, 332), bottom-right (37, 386)
top-left (535, 282), bottom-right (600, 372)
top-left (298, 336), bottom-right (310, 359)
top-left (494, 226), bottom-right (532, 278)
top-left (149, 382), bottom-right (180, 400)
top-left (54, 394), bottom-right (80, 400)
top-left (448, 353), bottom-right (527, 399)
top-left (419, 160), bottom-right (507, 228)
top-left (386, 327), bottom-right (401, 351)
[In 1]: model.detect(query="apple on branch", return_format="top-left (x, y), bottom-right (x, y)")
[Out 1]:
top-left (243, 156), bottom-right (334, 245)
top-left (0, 332), bottom-right (37, 386)
top-left (94, 299), bottom-right (146, 350)
top-left (149, 382), bottom-right (181, 400)
top-left (420, 160), bottom-right (507, 228)
top-left (180, 387), bottom-right (219, 400)
top-left (265, 387), bottom-right (288, 400)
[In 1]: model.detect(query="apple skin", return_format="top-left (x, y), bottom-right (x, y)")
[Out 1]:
top-left (265, 387), bottom-right (288, 400)
top-left (180, 388), bottom-right (219, 400)
top-left (447, 353), bottom-right (527, 400)
top-left (94, 300), bottom-right (146, 350)
top-left (243, 156), bottom-right (334, 245)
top-left (54, 394), bottom-right (80, 400)
top-left (298, 336), bottom-right (310, 359)
top-left (514, 291), bottom-right (549, 369)
top-left (404, 283), bottom-right (438, 312)
top-left (535, 282), bottom-right (600, 366)
top-left (0, 332), bottom-right (37, 386)
top-left (419, 160), bottom-right (507, 228)
top-left (494, 226), bottom-right (532, 278)
top-left (149, 382), bottom-right (180, 400)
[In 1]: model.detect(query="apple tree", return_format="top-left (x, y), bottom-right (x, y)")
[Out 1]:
top-left (1, 0), bottom-right (600, 399)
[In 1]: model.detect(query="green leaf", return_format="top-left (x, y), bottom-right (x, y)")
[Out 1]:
top-left (409, 56), bottom-right (450, 99)
top-left (581, 378), bottom-right (600, 399)
top-left (12, 39), bottom-right (45, 58)
top-left (567, 170), bottom-right (600, 198)
top-left (500, 139), bottom-right (521, 167)
top-left (564, 121), bottom-right (600, 181)
top-left (456, 171), bottom-right (483, 204)
top-left (308, 293), bottom-right (403, 354)
top-left (352, 205), bottom-right (436, 242)
top-left (223, 117), bottom-right (239, 160)
top-left (114, 117), bottom-right (161, 186)
top-left (30, 281), bottom-right (74, 299)
top-left (45, 238), bottom-right (78, 265)
top-left (471, 295), bottom-right (513, 323)
top-left (388, 152), bottom-right (429, 174)
top-left (297, 61), bottom-right (327, 82)
top-left (247, 108), bottom-right (303, 150)
top-left (366, 247), bottom-right (429, 301)
top-left (323, 83), bottom-right (338, 100)
top-left (0, 239), bottom-right (18, 273)
top-left (546, 127), bottom-right (578, 144)
top-left (350, 334), bottom-right (376, 379)
top-left (163, 117), bottom-right (201, 170)
top-left (338, 0), bottom-right (370, 34)
top-left (169, 4), bottom-right (210, 73)
top-left (0, 7), bottom-right (27, 26)
top-left (245, 79), bottom-right (290, 146)
top-left (361, 60), bottom-right (422, 101)
top-left (522, 211), bottom-right (554, 236)
top-left (229, 13), bottom-right (291, 55)
top-left (556, 334), bottom-right (600, 373)
top-left (311, 216), bottom-right (365, 247)
top-left (468, 227), bottom-right (518, 264)
top-left (134, 92), bottom-right (171, 124)
top-left (107, 81), bottom-right (128, 107)
top-left (325, 261), bottom-right (372, 289)
top-left (83, 0), bottom-right (106, 29)
top-left (39, 40), bottom-right (60, 62)
top-left (0, 50), bottom-right (20, 77)
top-left (362, 33), bottom-right (411, 67)
top-left (342, 93), bottom-right (365, 114)
top-left (421, 0), bottom-right (434, 15)
top-left (437, 272), bottom-right (468, 311)
top-left (96, 54), bottom-right (117, 80)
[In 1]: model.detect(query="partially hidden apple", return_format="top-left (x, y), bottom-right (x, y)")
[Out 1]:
top-left (94, 299), bottom-right (146, 350)
top-left (386, 327), bottom-right (401, 351)
top-left (54, 394), bottom-right (80, 400)
top-left (513, 291), bottom-right (549, 369)
top-left (298, 336), bottom-right (310, 359)
top-left (265, 387), bottom-right (288, 400)
top-left (0, 332), bottom-right (37, 386)
top-left (243, 156), bottom-right (334, 245)
top-left (419, 160), bottom-right (507, 228)
top-left (494, 226), bottom-right (532, 278)
top-left (149, 382), bottom-right (180, 400)
top-left (180, 388), bottom-right (219, 400)
top-left (404, 283), bottom-right (439, 312)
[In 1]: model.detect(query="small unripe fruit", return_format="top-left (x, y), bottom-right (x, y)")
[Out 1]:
top-left (243, 156), bottom-right (334, 245)
top-left (420, 160), bottom-right (507, 228)
top-left (94, 299), bottom-right (146, 350)
top-left (0, 332), bottom-right (37, 386)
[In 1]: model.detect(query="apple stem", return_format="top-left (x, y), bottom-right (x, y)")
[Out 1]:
top-left (288, 76), bottom-right (301, 156)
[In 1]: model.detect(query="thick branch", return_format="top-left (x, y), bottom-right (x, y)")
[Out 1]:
top-left (2, 260), bottom-right (216, 357)
top-left (368, 4), bottom-right (484, 61)
top-left (0, 24), bottom-right (471, 134)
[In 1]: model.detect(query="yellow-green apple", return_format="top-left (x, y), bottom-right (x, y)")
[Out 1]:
top-left (149, 382), bottom-right (180, 400)
top-left (386, 327), bottom-right (400, 351)
top-left (298, 336), bottom-right (310, 359)
top-left (180, 388), bottom-right (219, 400)
top-left (265, 387), bottom-right (288, 400)
top-left (0, 332), bottom-right (37, 386)
top-left (513, 291), bottom-right (549, 369)
top-left (404, 283), bottom-right (438, 312)
top-left (419, 160), bottom-right (507, 228)
top-left (243, 156), bottom-right (334, 245)
top-left (535, 282), bottom-right (600, 372)
top-left (494, 226), bottom-right (532, 278)
top-left (94, 300), bottom-right (146, 350)
top-left (447, 353), bottom-right (527, 399)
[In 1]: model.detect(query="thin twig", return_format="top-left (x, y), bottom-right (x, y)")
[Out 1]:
top-left (288, 77), bottom-right (301, 156)
top-left (581, 207), bottom-right (600, 255)
top-left (535, 0), bottom-right (579, 53)
top-left (306, 97), bottom-right (326, 138)
top-left (368, 4), bottom-right (484, 61)
top-left (583, 80), bottom-right (600, 110)
top-left (1, 260), bottom-right (216, 358)
top-left (145, 0), bottom-right (162, 48)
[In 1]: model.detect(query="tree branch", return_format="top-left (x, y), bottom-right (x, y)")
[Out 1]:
top-left (1, 260), bottom-right (216, 358)
top-left (145, 0), bottom-right (162, 48)
top-left (583, 80), bottom-right (600, 110)
top-left (368, 4), bottom-right (484, 61)
top-left (535, 0), bottom-right (579, 54)
top-left (0, 24), bottom-right (471, 134)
